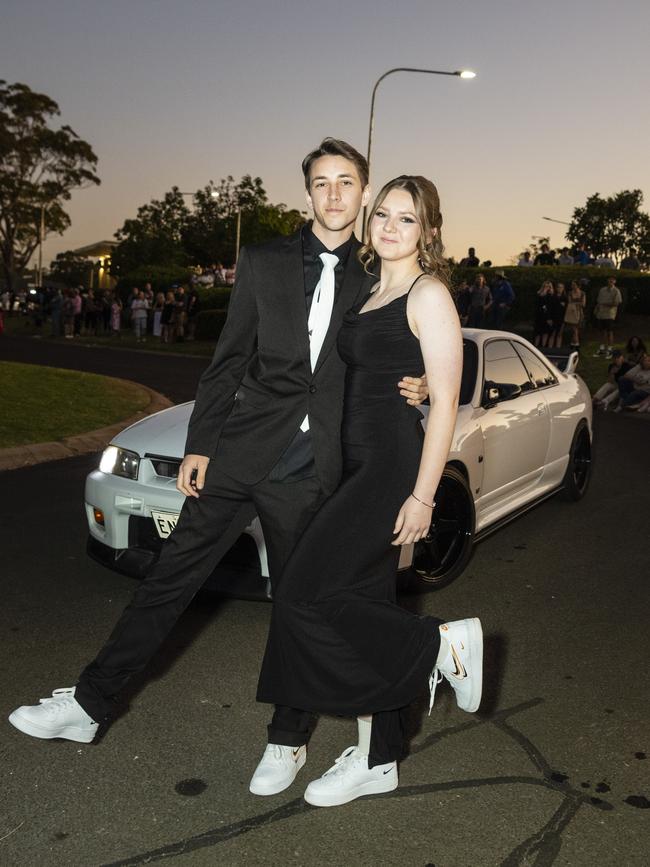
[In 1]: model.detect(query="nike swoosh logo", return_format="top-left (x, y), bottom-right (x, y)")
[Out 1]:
top-left (292, 748), bottom-right (302, 760)
top-left (383, 767), bottom-right (393, 775)
top-left (451, 645), bottom-right (467, 679)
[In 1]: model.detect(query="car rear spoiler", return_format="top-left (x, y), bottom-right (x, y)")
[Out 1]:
top-left (540, 347), bottom-right (580, 375)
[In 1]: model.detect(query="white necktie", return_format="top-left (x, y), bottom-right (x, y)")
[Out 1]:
top-left (300, 251), bottom-right (338, 432)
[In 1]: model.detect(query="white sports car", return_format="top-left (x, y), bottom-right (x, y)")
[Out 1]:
top-left (85, 329), bottom-right (593, 597)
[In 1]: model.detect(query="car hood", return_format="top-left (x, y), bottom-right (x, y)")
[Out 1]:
top-left (112, 401), bottom-right (195, 458)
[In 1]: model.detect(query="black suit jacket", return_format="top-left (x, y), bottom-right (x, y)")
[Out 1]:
top-left (184, 228), bottom-right (373, 495)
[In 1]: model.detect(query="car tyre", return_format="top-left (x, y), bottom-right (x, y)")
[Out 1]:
top-left (561, 420), bottom-right (592, 501)
top-left (410, 465), bottom-right (475, 591)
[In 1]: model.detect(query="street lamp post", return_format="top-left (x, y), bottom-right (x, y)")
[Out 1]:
top-left (362, 67), bottom-right (476, 233)
top-left (37, 203), bottom-right (45, 288)
top-left (542, 216), bottom-right (571, 226)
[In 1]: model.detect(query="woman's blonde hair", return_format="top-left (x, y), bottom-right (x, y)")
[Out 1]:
top-left (359, 175), bottom-right (450, 286)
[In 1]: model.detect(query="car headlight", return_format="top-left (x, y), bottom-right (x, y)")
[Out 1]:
top-left (99, 445), bottom-right (140, 480)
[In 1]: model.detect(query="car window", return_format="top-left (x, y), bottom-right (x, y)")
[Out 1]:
top-left (460, 339), bottom-right (478, 406)
top-left (513, 343), bottom-right (558, 388)
top-left (483, 340), bottom-right (532, 391)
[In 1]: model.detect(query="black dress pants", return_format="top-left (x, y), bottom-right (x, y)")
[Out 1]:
top-left (75, 460), bottom-right (403, 764)
top-left (75, 462), bottom-right (325, 728)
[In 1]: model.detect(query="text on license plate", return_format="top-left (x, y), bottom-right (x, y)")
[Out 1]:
top-left (151, 511), bottom-right (180, 539)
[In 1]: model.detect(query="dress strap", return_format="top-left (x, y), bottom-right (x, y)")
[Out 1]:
top-left (406, 272), bottom-right (426, 295)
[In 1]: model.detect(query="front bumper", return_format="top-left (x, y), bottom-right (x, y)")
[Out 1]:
top-left (85, 463), bottom-right (271, 601)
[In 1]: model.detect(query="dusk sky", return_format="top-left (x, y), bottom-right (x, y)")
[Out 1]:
top-left (3, 0), bottom-right (649, 268)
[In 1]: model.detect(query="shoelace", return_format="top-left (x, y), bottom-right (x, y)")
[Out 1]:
top-left (266, 744), bottom-right (298, 763)
top-left (38, 688), bottom-right (76, 717)
top-left (324, 747), bottom-right (361, 777)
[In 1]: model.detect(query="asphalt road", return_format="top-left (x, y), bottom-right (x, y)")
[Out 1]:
top-left (0, 337), bottom-right (648, 866)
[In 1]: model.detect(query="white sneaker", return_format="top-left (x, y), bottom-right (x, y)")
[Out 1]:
top-left (430, 618), bottom-right (483, 713)
top-left (8, 687), bottom-right (98, 743)
top-left (249, 743), bottom-right (307, 796)
top-left (303, 747), bottom-right (398, 807)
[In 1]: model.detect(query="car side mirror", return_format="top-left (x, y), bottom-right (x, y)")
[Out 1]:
top-left (482, 381), bottom-right (522, 408)
top-left (499, 382), bottom-right (522, 401)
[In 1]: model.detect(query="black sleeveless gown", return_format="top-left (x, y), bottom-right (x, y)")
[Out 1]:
top-left (256, 284), bottom-right (442, 716)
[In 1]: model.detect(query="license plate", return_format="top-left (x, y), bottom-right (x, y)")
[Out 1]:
top-left (151, 511), bottom-right (180, 539)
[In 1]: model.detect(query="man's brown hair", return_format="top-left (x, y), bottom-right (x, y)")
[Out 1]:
top-left (302, 138), bottom-right (369, 190)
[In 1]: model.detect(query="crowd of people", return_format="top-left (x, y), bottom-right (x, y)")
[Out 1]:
top-left (517, 243), bottom-right (644, 270)
top-left (459, 243), bottom-right (645, 271)
top-left (0, 282), bottom-right (203, 343)
top-left (455, 271), bottom-right (516, 330)
top-left (592, 337), bottom-right (650, 413)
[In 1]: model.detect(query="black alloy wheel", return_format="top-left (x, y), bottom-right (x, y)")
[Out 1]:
top-left (411, 465), bottom-right (475, 591)
top-left (561, 421), bottom-right (592, 501)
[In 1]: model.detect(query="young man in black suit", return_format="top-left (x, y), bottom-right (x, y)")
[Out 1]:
top-left (10, 138), bottom-right (426, 796)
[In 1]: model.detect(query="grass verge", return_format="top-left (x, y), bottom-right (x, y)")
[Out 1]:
top-left (0, 362), bottom-right (151, 448)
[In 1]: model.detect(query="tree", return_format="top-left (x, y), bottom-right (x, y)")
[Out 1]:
top-left (49, 250), bottom-right (93, 288)
top-left (566, 190), bottom-right (650, 265)
top-left (0, 80), bottom-right (100, 292)
top-left (111, 187), bottom-right (191, 278)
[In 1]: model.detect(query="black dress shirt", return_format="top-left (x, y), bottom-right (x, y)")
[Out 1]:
top-left (268, 223), bottom-right (354, 482)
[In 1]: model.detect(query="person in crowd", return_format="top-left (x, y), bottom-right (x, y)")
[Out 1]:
top-left (84, 289), bottom-right (100, 336)
top-left (624, 336), bottom-right (647, 366)
top-left (186, 286), bottom-right (200, 341)
top-left (613, 353), bottom-right (650, 411)
top-left (216, 262), bottom-right (227, 284)
top-left (620, 249), bottom-right (641, 271)
top-left (62, 289), bottom-right (75, 338)
top-left (563, 279), bottom-right (586, 351)
top-left (143, 283), bottom-right (155, 333)
top-left (460, 246), bottom-right (480, 267)
top-left (592, 349), bottom-right (632, 409)
top-left (130, 289), bottom-right (149, 342)
top-left (49, 288), bottom-right (63, 338)
top-left (533, 281), bottom-right (554, 347)
top-left (160, 290), bottom-right (176, 343)
top-left (101, 291), bottom-right (112, 333)
top-left (467, 273), bottom-right (491, 328)
top-left (8, 138), bottom-right (436, 806)
top-left (152, 291), bottom-right (165, 338)
top-left (454, 279), bottom-right (471, 326)
top-left (593, 276), bottom-right (623, 358)
top-left (110, 294), bottom-right (122, 337)
top-left (517, 251), bottom-right (533, 267)
top-left (574, 244), bottom-right (591, 266)
top-left (489, 270), bottom-right (515, 330)
top-left (174, 285), bottom-right (187, 341)
top-left (256, 173), bottom-right (482, 808)
top-left (72, 287), bottom-right (83, 336)
top-left (595, 250), bottom-right (615, 269)
top-left (557, 247), bottom-right (574, 266)
top-left (548, 282), bottom-right (568, 348)
top-left (534, 243), bottom-right (555, 266)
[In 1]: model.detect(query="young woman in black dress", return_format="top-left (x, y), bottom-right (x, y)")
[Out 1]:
top-left (255, 176), bottom-right (483, 808)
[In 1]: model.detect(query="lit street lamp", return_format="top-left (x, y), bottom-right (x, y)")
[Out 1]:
top-left (363, 67), bottom-right (476, 232)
